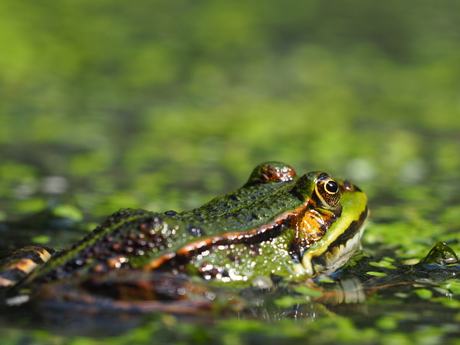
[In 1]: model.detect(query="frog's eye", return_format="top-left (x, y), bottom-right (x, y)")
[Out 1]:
top-left (325, 180), bottom-right (338, 194)
top-left (316, 177), bottom-right (340, 208)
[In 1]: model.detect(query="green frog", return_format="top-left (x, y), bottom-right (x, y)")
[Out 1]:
top-left (0, 162), bottom-right (368, 306)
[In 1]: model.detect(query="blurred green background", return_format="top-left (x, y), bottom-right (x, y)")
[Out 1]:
top-left (1, 0), bottom-right (460, 343)
top-left (2, 0), bottom-right (460, 265)
top-left (2, 0), bottom-right (460, 245)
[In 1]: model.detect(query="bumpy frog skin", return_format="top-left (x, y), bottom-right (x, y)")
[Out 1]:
top-left (0, 162), bottom-right (368, 299)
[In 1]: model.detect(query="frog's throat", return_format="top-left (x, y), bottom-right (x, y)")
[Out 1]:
top-left (300, 205), bottom-right (368, 277)
top-left (142, 206), bottom-right (307, 271)
top-left (290, 204), bottom-right (342, 257)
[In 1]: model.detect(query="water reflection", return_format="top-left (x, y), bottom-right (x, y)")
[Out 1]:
top-left (2, 242), bottom-right (460, 336)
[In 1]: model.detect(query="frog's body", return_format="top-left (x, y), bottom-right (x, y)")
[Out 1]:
top-left (0, 162), bottom-right (368, 303)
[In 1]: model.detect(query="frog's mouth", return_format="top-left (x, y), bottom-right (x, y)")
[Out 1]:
top-left (300, 206), bottom-right (368, 277)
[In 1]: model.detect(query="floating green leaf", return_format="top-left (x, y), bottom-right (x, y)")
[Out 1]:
top-left (413, 289), bottom-right (433, 300)
top-left (369, 260), bottom-right (397, 269)
top-left (366, 271), bottom-right (387, 277)
top-left (294, 286), bottom-right (324, 297)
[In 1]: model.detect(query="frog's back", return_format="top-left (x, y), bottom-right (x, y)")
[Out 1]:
top-left (175, 179), bottom-right (301, 236)
top-left (34, 162), bottom-right (302, 281)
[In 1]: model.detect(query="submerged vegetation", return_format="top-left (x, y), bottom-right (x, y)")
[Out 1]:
top-left (1, 0), bottom-right (460, 343)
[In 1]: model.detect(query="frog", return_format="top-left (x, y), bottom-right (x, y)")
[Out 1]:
top-left (0, 161), bottom-right (368, 307)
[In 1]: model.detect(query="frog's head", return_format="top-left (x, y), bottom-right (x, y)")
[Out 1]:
top-left (291, 172), bottom-right (343, 210)
top-left (291, 172), bottom-right (368, 277)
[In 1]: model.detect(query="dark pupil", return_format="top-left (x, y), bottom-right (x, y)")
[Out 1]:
top-left (325, 180), bottom-right (338, 193)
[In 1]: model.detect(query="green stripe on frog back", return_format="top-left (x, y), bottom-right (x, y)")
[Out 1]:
top-left (33, 209), bottom-right (157, 280)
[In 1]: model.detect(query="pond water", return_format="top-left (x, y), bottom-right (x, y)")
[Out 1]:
top-left (1, 1), bottom-right (460, 344)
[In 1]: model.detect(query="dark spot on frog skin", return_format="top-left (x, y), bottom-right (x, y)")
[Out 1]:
top-left (246, 213), bottom-right (261, 222)
top-left (164, 210), bottom-right (178, 216)
top-left (228, 253), bottom-right (240, 264)
top-left (228, 194), bottom-right (239, 201)
top-left (0, 268), bottom-right (28, 282)
top-left (247, 243), bottom-right (262, 256)
top-left (198, 262), bottom-right (229, 281)
top-left (245, 213), bottom-right (262, 222)
top-left (270, 274), bottom-right (283, 286)
top-left (245, 215), bottom-right (255, 222)
top-left (186, 225), bottom-right (205, 237)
